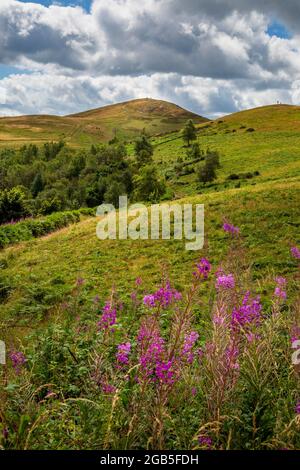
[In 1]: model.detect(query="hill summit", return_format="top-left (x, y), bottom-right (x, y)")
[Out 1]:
top-left (0, 98), bottom-right (207, 147)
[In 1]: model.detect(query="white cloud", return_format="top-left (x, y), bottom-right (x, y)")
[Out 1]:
top-left (0, 71), bottom-right (295, 119)
top-left (0, 0), bottom-right (299, 117)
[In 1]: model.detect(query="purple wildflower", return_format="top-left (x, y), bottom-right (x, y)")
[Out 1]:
top-left (116, 342), bottom-right (131, 365)
top-left (276, 276), bottom-right (287, 286)
top-left (225, 342), bottom-right (240, 371)
top-left (223, 221), bottom-right (239, 235)
top-left (101, 382), bottom-right (116, 394)
top-left (9, 351), bottom-right (26, 375)
top-left (274, 287), bottom-right (287, 300)
top-left (295, 400), bottom-right (300, 415)
top-left (98, 302), bottom-right (117, 331)
top-left (143, 282), bottom-right (182, 309)
top-left (137, 318), bottom-right (166, 382)
top-left (197, 347), bottom-right (204, 363)
top-left (246, 332), bottom-right (257, 343)
top-left (193, 258), bottom-right (211, 280)
top-left (274, 277), bottom-right (287, 300)
top-left (155, 359), bottom-right (176, 385)
top-left (143, 294), bottom-right (156, 308)
top-left (198, 435), bottom-right (213, 449)
top-left (213, 312), bottom-right (226, 325)
top-left (76, 277), bottom-right (84, 287)
top-left (216, 273), bottom-right (235, 290)
top-left (291, 246), bottom-right (300, 260)
top-left (291, 325), bottom-right (300, 344)
top-left (231, 291), bottom-right (262, 330)
top-left (135, 277), bottom-right (142, 286)
top-left (181, 331), bottom-right (199, 363)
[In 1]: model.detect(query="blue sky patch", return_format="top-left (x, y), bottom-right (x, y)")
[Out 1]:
top-left (0, 65), bottom-right (32, 79)
top-left (267, 21), bottom-right (292, 39)
top-left (18, 1), bottom-right (92, 11)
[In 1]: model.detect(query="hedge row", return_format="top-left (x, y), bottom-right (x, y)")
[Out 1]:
top-left (0, 208), bottom-right (95, 249)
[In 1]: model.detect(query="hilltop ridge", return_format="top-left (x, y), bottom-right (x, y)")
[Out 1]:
top-left (0, 98), bottom-right (207, 147)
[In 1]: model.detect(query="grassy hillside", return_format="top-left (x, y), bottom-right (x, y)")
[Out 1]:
top-left (0, 103), bottom-right (299, 327)
top-left (148, 104), bottom-right (300, 197)
top-left (0, 98), bottom-right (206, 148)
top-left (0, 103), bottom-right (300, 451)
top-left (0, 178), bottom-right (298, 329)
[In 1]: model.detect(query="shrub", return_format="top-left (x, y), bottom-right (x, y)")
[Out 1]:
top-left (0, 187), bottom-right (30, 224)
top-left (227, 171), bottom-right (260, 181)
top-left (0, 210), bottom-right (81, 249)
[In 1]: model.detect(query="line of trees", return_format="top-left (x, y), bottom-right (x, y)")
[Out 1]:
top-left (0, 118), bottom-right (221, 225)
top-left (0, 135), bottom-right (166, 225)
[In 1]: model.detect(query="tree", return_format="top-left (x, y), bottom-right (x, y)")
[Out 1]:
top-left (39, 197), bottom-right (63, 215)
top-left (21, 144), bottom-right (38, 164)
top-left (68, 154), bottom-right (86, 178)
top-left (134, 135), bottom-right (153, 166)
top-left (197, 161), bottom-right (217, 184)
top-left (86, 180), bottom-right (107, 208)
top-left (206, 150), bottom-right (220, 168)
top-left (133, 165), bottom-right (166, 202)
top-left (31, 172), bottom-right (44, 197)
top-left (104, 180), bottom-right (126, 207)
top-left (197, 149), bottom-right (221, 185)
top-left (186, 142), bottom-right (202, 160)
top-left (43, 141), bottom-right (65, 161)
top-left (0, 187), bottom-right (29, 224)
top-left (182, 119), bottom-right (197, 147)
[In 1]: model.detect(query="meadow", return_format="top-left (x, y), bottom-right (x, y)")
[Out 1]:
top-left (0, 101), bottom-right (299, 450)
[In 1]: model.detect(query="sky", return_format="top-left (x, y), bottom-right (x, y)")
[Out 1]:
top-left (0, 0), bottom-right (300, 118)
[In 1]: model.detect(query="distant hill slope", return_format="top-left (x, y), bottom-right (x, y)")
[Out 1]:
top-left (0, 98), bottom-right (207, 147)
top-left (148, 104), bottom-right (300, 198)
top-left (218, 104), bottom-right (300, 131)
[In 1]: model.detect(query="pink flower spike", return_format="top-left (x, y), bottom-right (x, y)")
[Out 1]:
top-left (194, 258), bottom-right (211, 279)
top-left (274, 277), bottom-right (287, 300)
top-left (223, 221), bottom-right (239, 235)
top-left (143, 282), bottom-right (182, 309)
top-left (291, 246), bottom-right (300, 260)
top-left (116, 342), bottom-right (131, 365)
top-left (98, 302), bottom-right (117, 331)
top-left (9, 350), bottom-right (26, 375)
top-left (198, 435), bottom-right (213, 449)
top-left (216, 273), bottom-right (235, 290)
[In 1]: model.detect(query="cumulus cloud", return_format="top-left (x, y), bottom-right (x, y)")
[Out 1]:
top-left (0, 0), bottom-right (299, 117)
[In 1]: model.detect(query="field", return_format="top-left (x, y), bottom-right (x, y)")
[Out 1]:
top-left (0, 101), bottom-right (300, 450)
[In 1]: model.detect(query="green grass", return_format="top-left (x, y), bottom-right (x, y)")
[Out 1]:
top-left (147, 105), bottom-right (300, 198)
top-left (0, 179), bottom-right (298, 330)
top-left (0, 103), bottom-right (299, 329)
